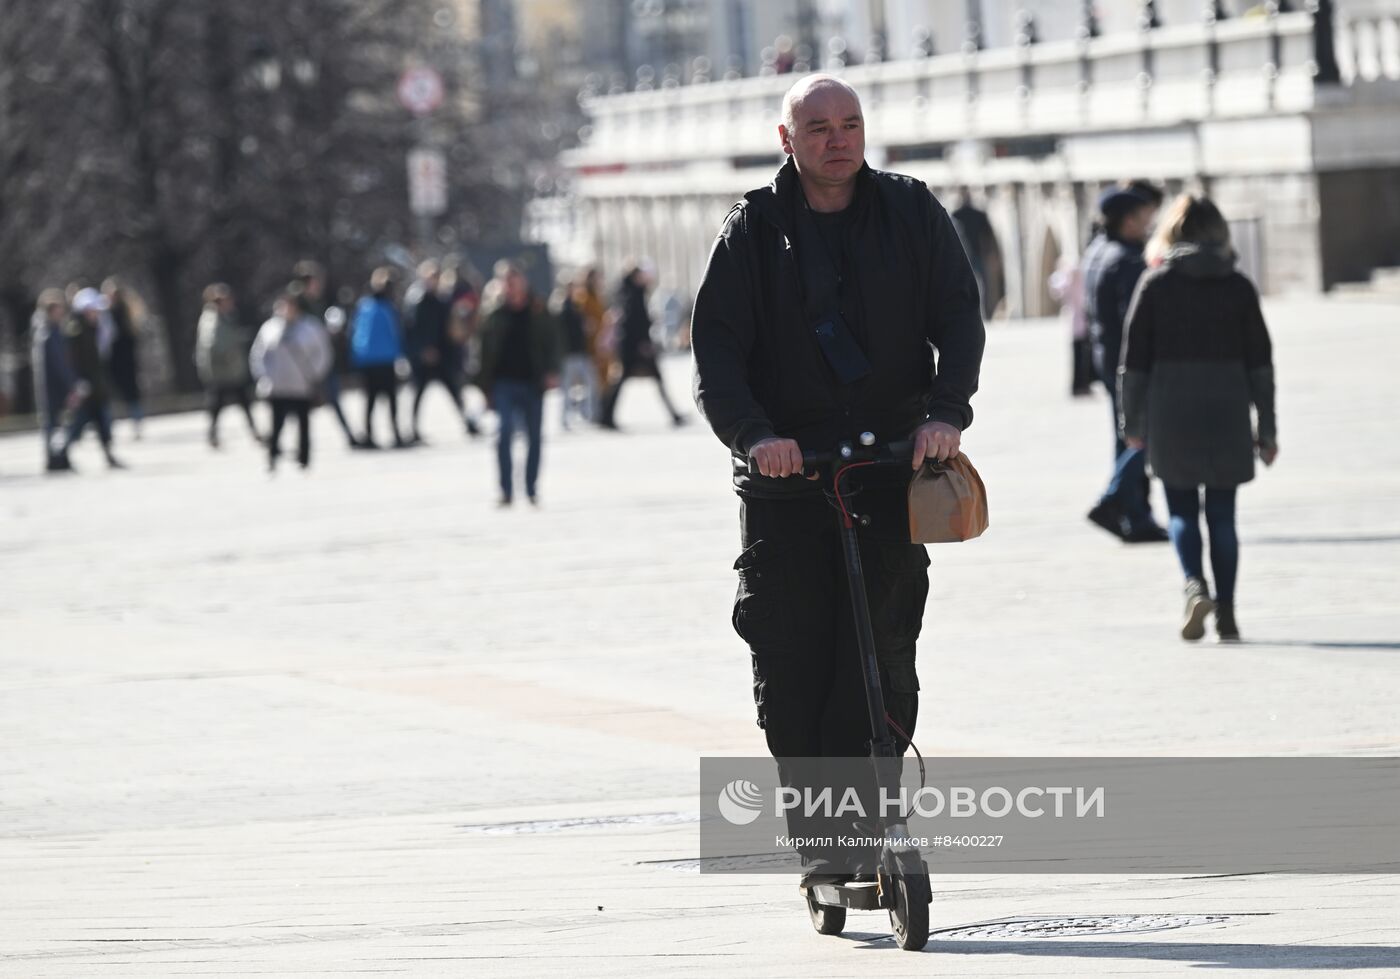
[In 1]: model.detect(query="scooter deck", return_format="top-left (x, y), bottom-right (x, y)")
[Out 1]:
top-left (808, 880), bottom-right (883, 911)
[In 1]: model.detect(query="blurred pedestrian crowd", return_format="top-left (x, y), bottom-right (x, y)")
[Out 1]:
top-left (25, 176), bottom-right (1279, 641)
top-left (28, 256), bottom-right (690, 502)
top-left (31, 279), bottom-right (144, 472)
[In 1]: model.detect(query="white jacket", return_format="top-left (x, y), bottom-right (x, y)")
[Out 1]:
top-left (249, 315), bottom-right (333, 400)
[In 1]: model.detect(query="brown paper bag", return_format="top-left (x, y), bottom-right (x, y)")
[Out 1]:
top-left (908, 452), bottom-right (989, 543)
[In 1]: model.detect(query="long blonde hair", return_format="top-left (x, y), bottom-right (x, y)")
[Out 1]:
top-left (1145, 193), bottom-right (1232, 266)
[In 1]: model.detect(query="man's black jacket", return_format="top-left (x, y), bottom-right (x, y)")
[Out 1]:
top-left (691, 158), bottom-right (985, 497)
top-left (1082, 233), bottom-right (1145, 384)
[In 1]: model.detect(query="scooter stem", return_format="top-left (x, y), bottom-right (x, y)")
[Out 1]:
top-left (837, 518), bottom-right (896, 755)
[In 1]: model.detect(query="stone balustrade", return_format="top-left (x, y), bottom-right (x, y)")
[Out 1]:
top-left (543, 2), bottom-right (1400, 316)
top-left (568, 10), bottom-right (1337, 172)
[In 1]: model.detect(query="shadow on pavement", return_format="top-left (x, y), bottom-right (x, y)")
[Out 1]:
top-left (1249, 640), bottom-right (1400, 651)
top-left (918, 939), bottom-right (1400, 968)
top-left (1253, 534), bottom-right (1400, 546)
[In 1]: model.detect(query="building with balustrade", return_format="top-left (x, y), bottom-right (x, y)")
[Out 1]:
top-left (542, 0), bottom-right (1400, 319)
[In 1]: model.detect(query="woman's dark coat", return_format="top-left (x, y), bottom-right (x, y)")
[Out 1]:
top-left (1119, 244), bottom-right (1277, 489)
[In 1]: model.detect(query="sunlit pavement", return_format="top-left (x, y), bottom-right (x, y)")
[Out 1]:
top-left (2, 298), bottom-right (1398, 976)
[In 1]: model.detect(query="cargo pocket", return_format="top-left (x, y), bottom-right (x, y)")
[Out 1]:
top-left (882, 655), bottom-right (921, 694)
top-left (731, 538), bottom-right (791, 654)
top-left (872, 543), bottom-right (931, 646)
top-left (750, 654), bottom-right (769, 730)
top-left (881, 653), bottom-right (921, 753)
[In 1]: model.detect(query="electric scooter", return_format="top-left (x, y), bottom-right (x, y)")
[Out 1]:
top-left (753, 433), bottom-right (932, 951)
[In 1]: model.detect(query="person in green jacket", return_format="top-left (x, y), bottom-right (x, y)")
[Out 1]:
top-left (195, 283), bottom-right (263, 448)
top-left (477, 261), bottom-right (561, 506)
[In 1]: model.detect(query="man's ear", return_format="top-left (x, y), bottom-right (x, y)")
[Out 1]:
top-left (778, 124), bottom-right (793, 156)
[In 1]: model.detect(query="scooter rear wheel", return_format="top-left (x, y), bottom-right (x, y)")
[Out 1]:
top-left (888, 874), bottom-right (930, 951)
top-left (805, 890), bottom-right (846, 935)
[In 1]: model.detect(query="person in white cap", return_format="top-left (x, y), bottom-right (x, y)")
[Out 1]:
top-left (59, 287), bottom-right (124, 469)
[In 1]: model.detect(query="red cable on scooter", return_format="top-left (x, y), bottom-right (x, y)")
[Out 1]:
top-left (885, 713), bottom-right (928, 790)
top-left (832, 461), bottom-right (877, 527)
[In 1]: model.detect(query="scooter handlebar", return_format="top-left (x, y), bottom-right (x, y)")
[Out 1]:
top-left (747, 437), bottom-right (915, 476)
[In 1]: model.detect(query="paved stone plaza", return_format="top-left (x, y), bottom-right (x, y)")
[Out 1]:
top-left (1, 298), bottom-right (1398, 977)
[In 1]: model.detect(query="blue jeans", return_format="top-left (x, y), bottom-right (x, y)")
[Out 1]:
top-left (494, 380), bottom-right (543, 500)
top-left (1098, 378), bottom-right (1154, 527)
top-left (1164, 486), bottom-right (1239, 605)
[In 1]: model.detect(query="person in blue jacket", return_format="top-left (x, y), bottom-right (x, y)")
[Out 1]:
top-left (351, 266), bottom-right (406, 448)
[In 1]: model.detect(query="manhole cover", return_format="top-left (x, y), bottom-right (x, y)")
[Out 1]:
top-left (459, 811), bottom-right (696, 835)
top-left (935, 913), bottom-right (1231, 940)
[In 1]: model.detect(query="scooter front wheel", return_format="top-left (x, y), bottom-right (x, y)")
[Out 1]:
top-left (888, 874), bottom-right (930, 951)
top-left (806, 890), bottom-right (847, 935)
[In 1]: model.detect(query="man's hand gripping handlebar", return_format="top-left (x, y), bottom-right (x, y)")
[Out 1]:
top-left (747, 434), bottom-right (915, 479)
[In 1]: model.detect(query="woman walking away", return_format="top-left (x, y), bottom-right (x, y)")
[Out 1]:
top-left (249, 290), bottom-right (333, 473)
top-left (351, 267), bottom-right (406, 448)
top-left (196, 284), bottom-right (262, 448)
top-left (1120, 195), bottom-right (1278, 642)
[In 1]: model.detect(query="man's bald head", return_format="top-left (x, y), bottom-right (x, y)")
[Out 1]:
top-left (781, 74), bottom-right (862, 133)
top-left (778, 74), bottom-right (865, 203)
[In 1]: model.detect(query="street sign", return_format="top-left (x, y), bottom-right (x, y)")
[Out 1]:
top-left (407, 147), bottom-right (448, 217)
top-left (397, 66), bottom-right (444, 116)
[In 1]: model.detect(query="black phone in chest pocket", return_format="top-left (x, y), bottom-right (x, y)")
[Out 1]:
top-left (812, 311), bottom-right (871, 385)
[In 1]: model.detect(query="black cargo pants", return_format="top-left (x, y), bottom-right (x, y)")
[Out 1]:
top-left (734, 485), bottom-right (928, 754)
top-left (734, 484), bottom-right (930, 871)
